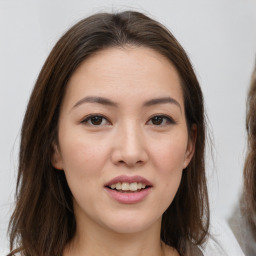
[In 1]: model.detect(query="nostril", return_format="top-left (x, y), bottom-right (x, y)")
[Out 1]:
top-left (111, 146), bottom-right (148, 166)
top-left (117, 159), bottom-right (144, 167)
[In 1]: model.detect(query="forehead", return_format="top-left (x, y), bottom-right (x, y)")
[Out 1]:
top-left (63, 46), bottom-right (184, 109)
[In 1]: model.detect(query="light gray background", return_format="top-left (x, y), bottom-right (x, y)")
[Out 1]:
top-left (0, 0), bottom-right (256, 253)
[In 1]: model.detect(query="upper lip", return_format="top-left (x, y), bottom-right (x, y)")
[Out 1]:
top-left (105, 175), bottom-right (153, 187)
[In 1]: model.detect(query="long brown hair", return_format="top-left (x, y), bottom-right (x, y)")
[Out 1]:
top-left (8, 11), bottom-right (209, 256)
top-left (243, 65), bottom-right (256, 238)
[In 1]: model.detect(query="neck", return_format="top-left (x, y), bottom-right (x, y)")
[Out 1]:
top-left (63, 214), bottom-right (177, 256)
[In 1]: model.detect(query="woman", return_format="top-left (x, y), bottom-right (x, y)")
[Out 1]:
top-left (7, 11), bottom-right (236, 256)
top-left (243, 65), bottom-right (256, 253)
top-left (230, 65), bottom-right (256, 255)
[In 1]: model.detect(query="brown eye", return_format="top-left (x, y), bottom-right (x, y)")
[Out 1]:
top-left (148, 115), bottom-right (175, 126)
top-left (82, 115), bottom-right (110, 126)
top-left (151, 116), bottom-right (164, 125)
top-left (90, 116), bottom-right (103, 125)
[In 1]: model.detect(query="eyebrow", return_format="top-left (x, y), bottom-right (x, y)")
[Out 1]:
top-left (72, 96), bottom-right (181, 111)
top-left (144, 97), bottom-right (181, 111)
top-left (72, 96), bottom-right (118, 109)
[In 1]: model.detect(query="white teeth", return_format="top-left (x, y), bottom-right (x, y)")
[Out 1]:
top-left (110, 184), bottom-right (116, 189)
top-left (116, 182), bottom-right (122, 190)
top-left (109, 182), bottom-right (147, 191)
top-left (122, 182), bottom-right (130, 191)
top-left (130, 182), bottom-right (138, 191)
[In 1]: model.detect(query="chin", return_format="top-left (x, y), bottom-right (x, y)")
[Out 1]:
top-left (101, 213), bottom-right (161, 234)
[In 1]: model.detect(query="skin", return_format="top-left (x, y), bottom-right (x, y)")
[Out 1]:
top-left (52, 46), bottom-right (196, 256)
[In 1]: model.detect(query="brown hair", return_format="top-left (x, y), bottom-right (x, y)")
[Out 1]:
top-left (8, 11), bottom-right (209, 256)
top-left (243, 65), bottom-right (256, 238)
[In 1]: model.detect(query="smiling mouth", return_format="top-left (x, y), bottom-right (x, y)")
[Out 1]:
top-left (107, 182), bottom-right (151, 193)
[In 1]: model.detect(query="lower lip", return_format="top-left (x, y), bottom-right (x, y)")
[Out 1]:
top-left (105, 187), bottom-right (152, 204)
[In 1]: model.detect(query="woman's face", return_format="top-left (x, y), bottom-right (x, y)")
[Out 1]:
top-left (53, 47), bottom-right (195, 234)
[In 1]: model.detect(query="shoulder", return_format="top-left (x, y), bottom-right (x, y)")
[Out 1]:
top-left (200, 216), bottom-right (245, 256)
top-left (229, 202), bottom-right (256, 256)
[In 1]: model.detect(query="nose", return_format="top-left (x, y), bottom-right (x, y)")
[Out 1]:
top-left (111, 123), bottom-right (149, 167)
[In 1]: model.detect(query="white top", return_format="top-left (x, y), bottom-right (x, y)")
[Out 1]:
top-left (199, 217), bottom-right (245, 256)
top-left (229, 203), bottom-right (256, 256)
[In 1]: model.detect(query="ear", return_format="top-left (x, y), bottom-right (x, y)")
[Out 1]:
top-left (51, 142), bottom-right (64, 170)
top-left (183, 124), bottom-right (197, 169)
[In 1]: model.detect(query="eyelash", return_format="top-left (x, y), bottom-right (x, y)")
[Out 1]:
top-left (81, 114), bottom-right (176, 126)
top-left (81, 114), bottom-right (111, 126)
top-left (147, 114), bottom-right (176, 126)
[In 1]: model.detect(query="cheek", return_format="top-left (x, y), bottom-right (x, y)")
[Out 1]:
top-left (151, 135), bottom-right (188, 172)
top-left (150, 133), bottom-right (187, 204)
top-left (59, 133), bottom-right (110, 182)
top-left (60, 137), bottom-right (110, 209)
